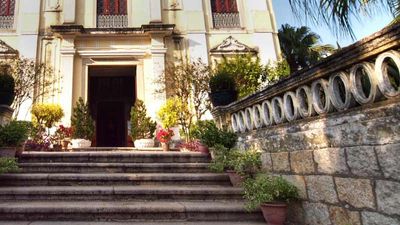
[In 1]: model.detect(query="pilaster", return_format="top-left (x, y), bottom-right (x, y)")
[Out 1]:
top-left (63, 0), bottom-right (76, 23)
top-left (149, 0), bottom-right (162, 23)
top-left (60, 38), bottom-right (76, 125)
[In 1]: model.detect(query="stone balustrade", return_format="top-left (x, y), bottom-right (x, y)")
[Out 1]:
top-left (212, 23), bottom-right (400, 134)
top-left (212, 23), bottom-right (400, 225)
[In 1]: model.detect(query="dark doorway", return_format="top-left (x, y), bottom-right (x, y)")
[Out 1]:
top-left (88, 66), bottom-right (136, 147)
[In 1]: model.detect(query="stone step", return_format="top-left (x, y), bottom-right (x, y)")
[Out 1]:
top-left (19, 162), bottom-right (211, 173)
top-left (0, 173), bottom-right (231, 187)
top-left (19, 151), bottom-right (210, 163)
top-left (0, 200), bottom-right (264, 222)
top-left (0, 221), bottom-right (267, 225)
top-left (0, 185), bottom-right (243, 201)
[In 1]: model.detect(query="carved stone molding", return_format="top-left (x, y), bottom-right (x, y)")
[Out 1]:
top-left (210, 36), bottom-right (257, 54)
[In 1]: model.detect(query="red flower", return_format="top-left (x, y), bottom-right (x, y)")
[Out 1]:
top-left (156, 129), bottom-right (174, 143)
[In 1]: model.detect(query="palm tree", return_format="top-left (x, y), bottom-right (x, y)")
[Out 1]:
top-left (288, 0), bottom-right (400, 37)
top-left (278, 24), bottom-right (335, 72)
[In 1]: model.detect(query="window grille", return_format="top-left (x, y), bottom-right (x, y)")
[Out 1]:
top-left (97, 0), bottom-right (128, 28)
top-left (211, 0), bottom-right (240, 28)
top-left (0, 0), bottom-right (15, 29)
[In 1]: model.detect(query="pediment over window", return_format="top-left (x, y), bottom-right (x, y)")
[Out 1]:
top-left (0, 39), bottom-right (18, 56)
top-left (210, 36), bottom-right (257, 54)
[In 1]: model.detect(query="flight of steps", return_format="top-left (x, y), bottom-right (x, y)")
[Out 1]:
top-left (0, 151), bottom-right (265, 225)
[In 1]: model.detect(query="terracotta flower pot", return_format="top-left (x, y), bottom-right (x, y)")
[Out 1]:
top-left (260, 203), bottom-right (288, 225)
top-left (62, 140), bottom-right (70, 151)
top-left (226, 170), bottom-right (244, 187)
top-left (162, 143), bottom-right (170, 151)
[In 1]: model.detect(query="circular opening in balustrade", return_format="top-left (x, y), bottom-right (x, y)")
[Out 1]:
top-left (231, 113), bottom-right (239, 133)
top-left (238, 111), bottom-right (246, 133)
top-left (333, 76), bottom-right (346, 103)
top-left (252, 104), bottom-right (263, 129)
top-left (355, 66), bottom-right (372, 99)
top-left (312, 79), bottom-right (333, 114)
top-left (298, 88), bottom-right (309, 111)
top-left (283, 92), bottom-right (299, 121)
top-left (317, 83), bottom-right (327, 108)
top-left (383, 57), bottom-right (400, 90)
top-left (271, 97), bottom-right (285, 124)
top-left (244, 108), bottom-right (254, 131)
top-left (261, 100), bottom-right (273, 126)
top-left (375, 50), bottom-right (400, 98)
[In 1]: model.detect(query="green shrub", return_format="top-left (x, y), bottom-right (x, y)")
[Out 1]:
top-left (0, 157), bottom-right (19, 174)
top-left (157, 97), bottom-right (180, 129)
top-left (191, 120), bottom-right (237, 149)
top-left (214, 55), bottom-right (265, 98)
top-left (31, 103), bottom-right (64, 129)
top-left (71, 98), bottom-right (94, 140)
top-left (209, 71), bottom-right (236, 93)
top-left (243, 175), bottom-right (299, 211)
top-left (209, 144), bottom-right (240, 173)
top-left (130, 100), bottom-right (157, 140)
top-left (233, 149), bottom-right (262, 176)
top-left (0, 121), bottom-right (31, 147)
top-left (0, 73), bottom-right (15, 106)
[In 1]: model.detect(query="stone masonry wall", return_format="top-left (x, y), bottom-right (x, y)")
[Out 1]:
top-left (237, 98), bottom-right (400, 225)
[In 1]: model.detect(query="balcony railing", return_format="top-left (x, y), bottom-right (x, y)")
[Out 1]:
top-left (0, 16), bottom-right (14, 29)
top-left (212, 12), bottom-right (240, 29)
top-left (97, 14), bottom-right (128, 28)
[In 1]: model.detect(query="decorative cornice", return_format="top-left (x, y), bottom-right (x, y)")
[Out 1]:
top-left (51, 24), bottom-right (175, 36)
top-left (0, 39), bottom-right (18, 56)
top-left (210, 36), bottom-right (257, 54)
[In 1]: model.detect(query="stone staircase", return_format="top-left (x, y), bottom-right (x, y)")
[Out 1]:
top-left (0, 151), bottom-right (265, 224)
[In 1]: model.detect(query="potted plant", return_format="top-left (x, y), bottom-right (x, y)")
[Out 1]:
top-left (54, 125), bottom-right (73, 151)
top-left (0, 72), bottom-right (15, 106)
top-left (71, 98), bottom-right (94, 148)
top-left (157, 98), bottom-right (180, 150)
top-left (0, 121), bottom-right (30, 157)
top-left (243, 175), bottom-right (299, 225)
top-left (130, 100), bottom-right (157, 148)
top-left (0, 157), bottom-right (19, 174)
top-left (209, 71), bottom-right (237, 107)
top-left (156, 128), bottom-right (174, 151)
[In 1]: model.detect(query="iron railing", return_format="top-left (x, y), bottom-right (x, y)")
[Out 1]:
top-left (0, 16), bottom-right (14, 29)
top-left (212, 12), bottom-right (240, 29)
top-left (97, 14), bottom-right (128, 28)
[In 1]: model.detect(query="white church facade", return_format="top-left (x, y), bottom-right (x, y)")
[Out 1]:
top-left (0, 0), bottom-right (279, 146)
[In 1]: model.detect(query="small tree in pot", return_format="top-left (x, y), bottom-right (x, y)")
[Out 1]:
top-left (243, 175), bottom-right (299, 225)
top-left (71, 98), bottom-right (94, 148)
top-left (130, 100), bottom-right (157, 148)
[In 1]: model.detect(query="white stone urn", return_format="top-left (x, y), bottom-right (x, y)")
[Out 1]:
top-left (71, 139), bottom-right (92, 148)
top-left (134, 139), bottom-right (155, 148)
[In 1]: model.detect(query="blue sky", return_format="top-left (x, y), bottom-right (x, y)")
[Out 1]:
top-left (272, 0), bottom-right (394, 47)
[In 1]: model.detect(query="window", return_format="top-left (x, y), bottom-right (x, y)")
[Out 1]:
top-left (211, 0), bottom-right (240, 29)
top-left (0, 0), bottom-right (15, 29)
top-left (97, 0), bottom-right (128, 28)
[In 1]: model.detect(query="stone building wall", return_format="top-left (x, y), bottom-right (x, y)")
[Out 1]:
top-left (237, 98), bottom-right (400, 225)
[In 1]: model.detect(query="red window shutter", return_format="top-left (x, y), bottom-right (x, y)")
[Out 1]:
top-left (103, 0), bottom-right (109, 15)
top-left (215, 0), bottom-right (222, 13)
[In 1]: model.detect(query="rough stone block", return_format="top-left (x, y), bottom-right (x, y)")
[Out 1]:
top-left (362, 211), bottom-right (400, 225)
top-left (376, 180), bottom-right (400, 216)
top-left (303, 202), bottom-right (331, 225)
top-left (314, 148), bottom-right (349, 174)
top-left (329, 206), bottom-right (361, 225)
top-left (287, 201), bottom-right (305, 225)
top-left (335, 178), bottom-right (375, 209)
top-left (290, 150), bottom-right (315, 174)
top-left (346, 146), bottom-right (381, 177)
top-left (305, 175), bottom-right (338, 204)
top-left (375, 143), bottom-right (400, 180)
top-left (261, 153), bottom-right (272, 172)
top-left (281, 175), bottom-right (307, 199)
top-left (271, 152), bottom-right (290, 172)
